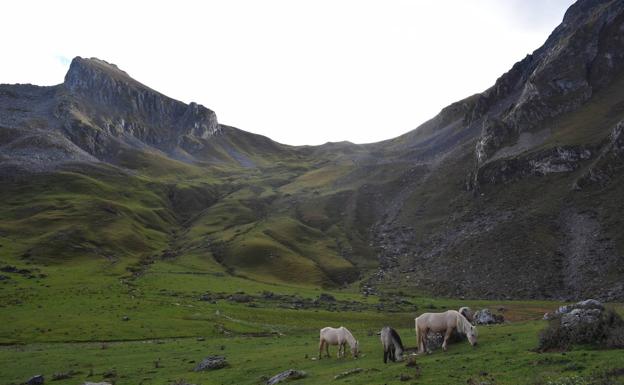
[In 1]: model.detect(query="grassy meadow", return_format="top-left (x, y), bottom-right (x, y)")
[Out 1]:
top-left (1, 250), bottom-right (623, 385)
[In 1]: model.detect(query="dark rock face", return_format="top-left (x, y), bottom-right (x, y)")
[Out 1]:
top-left (366, 0), bottom-right (624, 301)
top-left (475, 145), bottom-right (593, 185)
top-left (575, 120), bottom-right (624, 188)
top-left (193, 355), bottom-right (228, 371)
top-left (0, 57), bottom-right (225, 173)
top-left (60, 57), bottom-right (220, 155)
top-left (474, 0), bottom-right (624, 165)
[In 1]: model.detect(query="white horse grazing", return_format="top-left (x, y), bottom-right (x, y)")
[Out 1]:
top-left (318, 326), bottom-right (359, 359)
top-left (415, 310), bottom-right (477, 353)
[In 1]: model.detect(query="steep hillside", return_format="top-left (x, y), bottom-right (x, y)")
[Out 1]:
top-left (364, 0), bottom-right (624, 301)
top-left (1, 0), bottom-right (624, 299)
top-left (0, 58), bottom-right (365, 287)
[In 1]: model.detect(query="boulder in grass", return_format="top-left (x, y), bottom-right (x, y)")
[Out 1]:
top-left (51, 371), bottom-right (78, 381)
top-left (423, 329), bottom-right (465, 352)
top-left (318, 293), bottom-right (336, 302)
top-left (26, 375), bottom-right (44, 385)
top-left (538, 299), bottom-right (624, 351)
top-left (576, 299), bottom-right (604, 310)
top-left (473, 309), bottom-right (504, 325)
top-left (333, 368), bottom-right (363, 380)
top-left (266, 369), bottom-right (306, 385)
top-left (194, 355), bottom-right (228, 371)
top-left (544, 298), bottom-right (605, 320)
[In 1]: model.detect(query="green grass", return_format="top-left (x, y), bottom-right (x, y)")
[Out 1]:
top-left (1, 254), bottom-right (623, 385)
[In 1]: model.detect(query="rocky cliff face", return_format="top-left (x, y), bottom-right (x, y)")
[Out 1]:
top-left (473, 0), bottom-right (624, 165)
top-left (0, 57), bottom-right (283, 170)
top-left (365, 0), bottom-right (624, 301)
top-left (58, 57), bottom-right (220, 158)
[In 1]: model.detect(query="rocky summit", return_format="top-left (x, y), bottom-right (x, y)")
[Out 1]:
top-left (1, 0), bottom-right (624, 301)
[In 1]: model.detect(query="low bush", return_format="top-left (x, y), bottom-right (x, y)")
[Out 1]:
top-left (538, 309), bottom-right (624, 351)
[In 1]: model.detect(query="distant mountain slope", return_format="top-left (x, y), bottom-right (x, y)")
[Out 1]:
top-left (1, 0), bottom-right (623, 299)
top-left (362, 0), bottom-right (624, 301)
top-left (0, 58), bottom-right (362, 287)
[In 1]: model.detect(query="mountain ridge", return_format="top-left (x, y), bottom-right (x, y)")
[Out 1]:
top-left (1, 0), bottom-right (624, 300)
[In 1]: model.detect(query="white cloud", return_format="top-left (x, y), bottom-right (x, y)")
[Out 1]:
top-left (1, 0), bottom-right (574, 145)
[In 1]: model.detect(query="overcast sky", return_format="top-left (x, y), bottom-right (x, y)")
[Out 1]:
top-left (2, 0), bottom-right (575, 145)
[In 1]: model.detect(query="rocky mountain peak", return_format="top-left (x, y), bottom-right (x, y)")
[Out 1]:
top-left (473, 0), bottom-right (624, 165)
top-left (59, 56), bottom-right (220, 156)
top-left (64, 56), bottom-right (132, 93)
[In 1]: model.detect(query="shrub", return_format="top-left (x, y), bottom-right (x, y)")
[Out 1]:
top-left (538, 309), bottom-right (624, 351)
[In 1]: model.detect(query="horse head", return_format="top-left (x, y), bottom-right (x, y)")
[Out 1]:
top-left (351, 340), bottom-right (360, 358)
top-left (466, 325), bottom-right (478, 346)
top-left (395, 347), bottom-right (404, 361)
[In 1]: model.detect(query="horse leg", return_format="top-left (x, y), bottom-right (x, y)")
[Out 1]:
top-left (318, 339), bottom-right (324, 359)
top-left (442, 328), bottom-right (453, 352)
top-left (422, 327), bottom-right (429, 354)
top-left (326, 342), bottom-right (330, 358)
top-left (383, 349), bottom-right (388, 364)
top-left (416, 328), bottom-right (422, 353)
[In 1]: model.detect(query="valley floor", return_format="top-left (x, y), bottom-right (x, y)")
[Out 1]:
top-left (1, 255), bottom-right (623, 385)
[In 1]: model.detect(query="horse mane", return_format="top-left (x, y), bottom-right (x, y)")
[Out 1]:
top-left (341, 326), bottom-right (357, 348)
top-left (455, 311), bottom-right (476, 335)
top-left (389, 328), bottom-right (404, 351)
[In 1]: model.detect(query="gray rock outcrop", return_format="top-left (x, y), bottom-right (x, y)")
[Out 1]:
top-left (193, 355), bottom-right (228, 371)
top-left (473, 0), bottom-right (624, 165)
top-left (25, 375), bottom-right (44, 385)
top-left (473, 309), bottom-right (504, 325)
top-left (544, 298), bottom-right (604, 320)
top-left (539, 298), bottom-right (624, 351)
top-left (266, 369), bottom-right (306, 385)
top-left (424, 330), bottom-right (465, 352)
